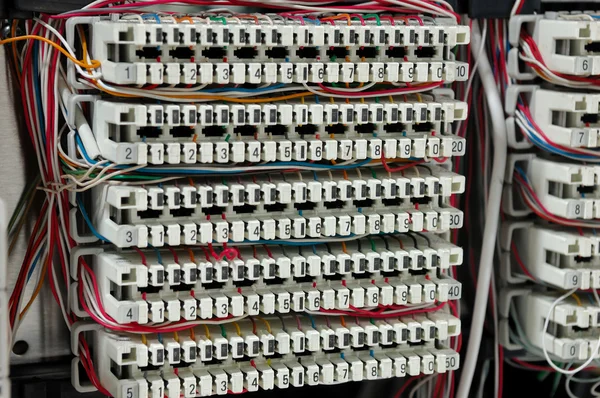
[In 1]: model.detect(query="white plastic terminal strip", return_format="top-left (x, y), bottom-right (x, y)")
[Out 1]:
top-left (519, 157), bottom-right (600, 220)
top-left (91, 18), bottom-right (470, 53)
top-left (526, 13), bottom-right (600, 76)
top-left (88, 97), bottom-right (466, 164)
top-left (101, 167), bottom-right (465, 212)
top-left (96, 315), bottom-right (460, 365)
top-left (87, 184), bottom-right (464, 247)
top-left (517, 292), bottom-right (600, 361)
top-left (529, 88), bottom-right (600, 149)
top-left (507, 225), bottom-right (600, 289)
top-left (85, 251), bottom-right (461, 324)
top-left (90, 323), bottom-right (460, 398)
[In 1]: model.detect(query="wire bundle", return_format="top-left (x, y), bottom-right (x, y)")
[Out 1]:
top-left (2, 1), bottom-right (465, 397)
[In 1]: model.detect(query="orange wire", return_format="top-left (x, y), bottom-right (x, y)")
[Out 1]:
top-left (187, 248), bottom-right (196, 263)
top-left (91, 82), bottom-right (314, 102)
top-left (236, 14), bottom-right (260, 24)
top-left (321, 14), bottom-right (351, 25)
top-left (175, 16), bottom-right (195, 23)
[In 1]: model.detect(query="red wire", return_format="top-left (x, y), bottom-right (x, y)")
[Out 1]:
top-left (511, 241), bottom-right (535, 279)
top-left (498, 346), bottom-right (504, 398)
top-left (393, 375), bottom-right (424, 398)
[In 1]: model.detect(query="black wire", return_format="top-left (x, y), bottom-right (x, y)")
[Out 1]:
top-left (413, 231), bottom-right (432, 246)
top-left (404, 233), bottom-right (419, 248)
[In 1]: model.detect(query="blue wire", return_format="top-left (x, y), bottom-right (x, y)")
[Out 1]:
top-left (26, 246), bottom-right (45, 282)
top-left (76, 194), bottom-right (108, 242)
top-left (32, 42), bottom-right (46, 146)
top-left (304, 17), bottom-right (321, 25)
top-left (143, 13), bottom-right (161, 23)
top-left (157, 333), bottom-right (163, 343)
top-left (303, 313), bottom-right (317, 328)
top-left (313, 171), bottom-right (318, 181)
top-left (312, 245), bottom-right (317, 254)
top-left (150, 244), bottom-right (163, 264)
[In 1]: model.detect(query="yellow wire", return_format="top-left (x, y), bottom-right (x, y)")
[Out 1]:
top-left (416, 93), bottom-right (422, 102)
top-left (173, 331), bottom-right (180, 342)
top-left (233, 322), bottom-right (242, 336)
top-left (571, 293), bottom-right (582, 306)
top-left (203, 324), bottom-right (211, 339)
top-left (190, 328), bottom-right (196, 341)
top-left (257, 317), bottom-right (272, 333)
top-left (0, 35), bottom-right (101, 69)
top-left (141, 334), bottom-right (148, 345)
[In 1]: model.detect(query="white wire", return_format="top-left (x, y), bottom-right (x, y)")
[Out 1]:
top-left (456, 21), bottom-right (508, 398)
top-left (510, 0), bottom-right (524, 18)
top-left (409, 375), bottom-right (437, 398)
top-left (456, 20), bottom-right (488, 136)
top-left (542, 288), bottom-right (600, 375)
top-left (33, 18), bottom-right (102, 80)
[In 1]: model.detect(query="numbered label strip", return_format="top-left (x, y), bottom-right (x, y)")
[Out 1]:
top-left (91, 133), bottom-right (464, 165)
top-left (101, 60), bottom-right (469, 86)
top-left (90, 195), bottom-right (463, 247)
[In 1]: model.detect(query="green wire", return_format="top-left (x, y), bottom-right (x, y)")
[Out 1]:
top-left (210, 16), bottom-right (227, 25)
top-left (369, 167), bottom-right (377, 178)
top-left (367, 237), bottom-right (376, 251)
top-left (8, 175), bottom-right (40, 233)
top-left (220, 325), bottom-right (227, 337)
top-left (363, 14), bottom-right (381, 25)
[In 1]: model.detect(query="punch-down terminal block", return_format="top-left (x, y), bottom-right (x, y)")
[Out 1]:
top-left (501, 222), bottom-right (600, 289)
top-left (86, 95), bottom-right (467, 165)
top-left (508, 12), bottom-right (600, 78)
top-left (74, 242), bottom-right (462, 324)
top-left (71, 16), bottom-right (470, 86)
top-left (504, 155), bottom-right (600, 220)
top-left (516, 292), bottom-right (600, 361)
top-left (85, 314), bottom-right (460, 398)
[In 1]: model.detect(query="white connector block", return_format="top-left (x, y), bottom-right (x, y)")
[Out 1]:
top-left (530, 88), bottom-right (600, 149)
top-left (532, 15), bottom-right (600, 76)
top-left (87, 248), bottom-right (462, 324)
top-left (511, 225), bottom-right (600, 289)
top-left (517, 292), bottom-right (600, 361)
top-left (526, 157), bottom-right (600, 220)
top-left (89, 97), bottom-right (466, 165)
top-left (90, 314), bottom-right (461, 398)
